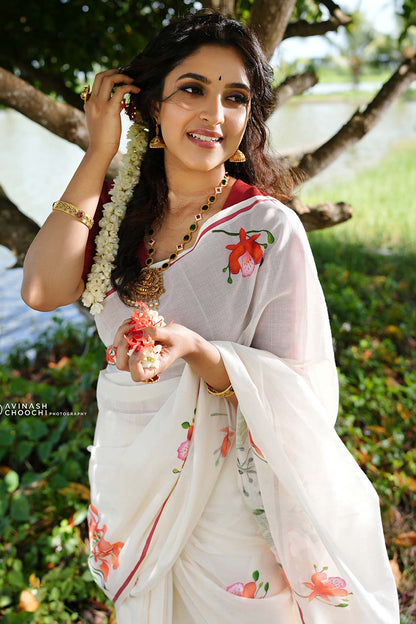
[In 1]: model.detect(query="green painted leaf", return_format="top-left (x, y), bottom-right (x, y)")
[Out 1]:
top-left (264, 582), bottom-right (269, 592)
top-left (181, 421), bottom-right (190, 429)
top-left (172, 468), bottom-right (181, 474)
top-left (227, 277), bottom-right (233, 284)
top-left (267, 232), bottom-right (275, 243)
top-left (252, 508), bottom-right (264, 515)
top-left (252, 570), bottom-right (259, 581)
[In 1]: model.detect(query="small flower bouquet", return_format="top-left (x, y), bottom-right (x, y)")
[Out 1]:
top-left (124, 302), bottom-right (165, 369)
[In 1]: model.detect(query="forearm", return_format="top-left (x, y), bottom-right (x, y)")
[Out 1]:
top-left (183, 333), bottom-right (237, 405)
top-left (21, 148), bottom-right (113, 310)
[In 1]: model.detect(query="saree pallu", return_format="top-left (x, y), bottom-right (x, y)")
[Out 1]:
top-left (88, 185), bottom-right (399, 623)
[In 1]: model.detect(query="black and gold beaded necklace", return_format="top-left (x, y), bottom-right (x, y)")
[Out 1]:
top-left (120, 172), bottom-right (229, 309)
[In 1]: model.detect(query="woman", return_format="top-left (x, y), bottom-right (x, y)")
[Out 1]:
top-left (22, 12), bottom-right (399, 624)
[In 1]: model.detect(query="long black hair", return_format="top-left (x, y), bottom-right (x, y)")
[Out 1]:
top-left (112, 12), bottom-right (298, 295)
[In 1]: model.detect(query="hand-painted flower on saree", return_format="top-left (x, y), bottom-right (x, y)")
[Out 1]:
top-left (88, 504), bottom-right (124, 583)
top-left (295, 565), bottom-right (351, 609)
top-left (212, 226), bottom-right (275, 283)
top-left (226, 570), bottom-right (270, 599)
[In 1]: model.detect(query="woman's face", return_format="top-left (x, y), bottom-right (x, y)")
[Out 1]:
top-left (156, 44), bottom-right (251, 174)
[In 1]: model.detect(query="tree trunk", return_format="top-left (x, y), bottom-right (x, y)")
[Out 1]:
top-left (201, 0), bottom-right (235, 16)
top-left (249, 0), bottom-right (297, 59)
top-left (0, 186), bottom-right (40, 268)
top-left (0, 67), bottom-right (123, 178)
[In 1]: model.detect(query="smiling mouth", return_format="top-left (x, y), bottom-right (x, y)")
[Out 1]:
top-left (187, 132), bottom-right (222, 143)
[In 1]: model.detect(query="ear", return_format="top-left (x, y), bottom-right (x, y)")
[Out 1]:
top-left (150, 101), bottom-right (161, 120)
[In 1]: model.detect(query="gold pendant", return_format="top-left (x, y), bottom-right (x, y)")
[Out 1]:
top-left (121, 268), bottom-right (165, 308)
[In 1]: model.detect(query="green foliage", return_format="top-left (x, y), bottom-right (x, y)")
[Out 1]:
top-left (0, 320), bottom-right (112, 622)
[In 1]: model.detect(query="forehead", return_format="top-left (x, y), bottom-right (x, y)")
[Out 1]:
top-left (165, 44), bottom-right (249, 84)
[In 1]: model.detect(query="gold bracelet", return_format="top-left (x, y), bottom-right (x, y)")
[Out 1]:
top-left (52, 200), bottom-right (94, 230)
top-left (204, 382), bottom-right (235, 398)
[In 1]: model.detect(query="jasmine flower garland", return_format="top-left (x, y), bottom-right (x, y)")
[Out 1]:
top-left (81, 116), bottom-right (148, 315)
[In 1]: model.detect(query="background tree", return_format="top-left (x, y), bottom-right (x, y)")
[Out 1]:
top-left (1, 0), bottom-right (416, 266)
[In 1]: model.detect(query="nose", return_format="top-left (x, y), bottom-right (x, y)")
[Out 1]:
top-left (200, 94), bottom-right (224, 126)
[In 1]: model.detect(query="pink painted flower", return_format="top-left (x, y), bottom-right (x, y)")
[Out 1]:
top-left (177, 440), bottom-right (190, 461)
top-left (226, 582), bottom-right (256, 598)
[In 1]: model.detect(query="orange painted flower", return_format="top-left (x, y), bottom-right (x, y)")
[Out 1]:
top-left (226, 228), bottom-right (263, 276)
top-left (220, 427), bottom-right (235, 457)
top-left (303, 571), bottom-right (349, 602)
top-left (248, 430), bottom-right (265, 459)
top-left (88, 504), bottom-right (124, 583)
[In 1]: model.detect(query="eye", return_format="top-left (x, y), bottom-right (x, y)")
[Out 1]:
top-left (226, 93), bottom-right (250, 105)
top-left (179, 84), bottom-right (204, 96)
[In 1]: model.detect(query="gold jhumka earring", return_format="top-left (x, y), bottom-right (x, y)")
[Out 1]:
top-left (149, 118), bottom-right (166, 149)
top-left (229, 148), bottom-right (246, 162)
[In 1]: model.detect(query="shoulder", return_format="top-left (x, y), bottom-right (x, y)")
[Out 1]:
top-left (223, 179), bottom-right (304, 238)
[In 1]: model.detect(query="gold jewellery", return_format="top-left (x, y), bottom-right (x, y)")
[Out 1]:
top-left (204, 382), bottom-right (235, 398)
top-left (52, 200), bottom-right (94, 230)
top-left (80, 85), bottom-right (91, 102)
top-left (120, 172), bottom-right (230, 309)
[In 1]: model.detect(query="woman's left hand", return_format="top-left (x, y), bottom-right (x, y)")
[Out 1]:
top-left (112, 319), bottom-right (197, 382)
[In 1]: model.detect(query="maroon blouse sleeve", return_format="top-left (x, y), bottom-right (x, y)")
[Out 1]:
top-left (81, 180), bottom-right (114, 283)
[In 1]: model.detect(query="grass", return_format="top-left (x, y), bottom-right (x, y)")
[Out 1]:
top-left (302, 140), bottom-right (416, 253)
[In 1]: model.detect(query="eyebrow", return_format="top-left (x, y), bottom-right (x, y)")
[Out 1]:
top-left (176, 72), bottom-right (250, 92)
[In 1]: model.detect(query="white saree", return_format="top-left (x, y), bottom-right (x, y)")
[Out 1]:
top-left (87, 181), bottom-right (399, 623)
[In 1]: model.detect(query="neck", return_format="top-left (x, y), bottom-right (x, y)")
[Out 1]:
top-left (164, 160), bottom-right (227, 216)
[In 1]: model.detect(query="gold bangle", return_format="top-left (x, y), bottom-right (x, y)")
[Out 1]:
top-left (204, 382), bottom-right (235, 398)
top-left (52, 200), bottom-right (94, 230)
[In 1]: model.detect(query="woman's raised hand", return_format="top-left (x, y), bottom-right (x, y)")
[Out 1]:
top-left (83, 69), bottom-right (141, 158)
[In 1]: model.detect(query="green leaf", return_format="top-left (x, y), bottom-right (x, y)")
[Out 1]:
top-left (181, 421), bottom-right (190, 429)
top-left (37, 440), bottom-right (53, 463)
top-left (227, 277), bottom-right (233, 284)
top-left (6, 568), bottom-right (25, 588)
top-left (172, 468), bottom-right (181, 474)
top-left (264, 582), bottom-right (269, 592)
top-left (252, 508), bottom-right (264, 515)
top-left (4, 470), bottom-right (19, 493)
top-left (252, 570), bottom-right (259, 582)
top-left (16, 440), bottom-right (34, 463)
top-left (10, 494), bottom-right (30, 522)
top-left (267, 232), bottom-right (275, 244)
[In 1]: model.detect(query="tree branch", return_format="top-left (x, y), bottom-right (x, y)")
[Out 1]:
top-left (283, 1), bottom-right (351, 40)
top-left (297, 54), bottom-right (416, 180)
top-left (287, 196), bottom-right (353, 231)
top-left (272, 71), bottom-right (318, 108)
top-left (0, 67), bottom-right (122, 178)
top-left (249, 0), bottom-right (297, 59)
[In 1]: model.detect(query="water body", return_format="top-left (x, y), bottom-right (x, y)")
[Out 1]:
top-left (1, 98), bottom-right (415, 357)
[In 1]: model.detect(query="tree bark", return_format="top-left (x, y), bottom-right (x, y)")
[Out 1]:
top-left (0, 186), bottom-right (40, 268)
top-left (0, 67), bottom-right (123, 178)
top-left (286, 196), bottom-right (353, 231)
top-left (249, 0), bottom-right (297, 59)
top-left (297, 54), bottom-right (416, 180)
top-left (200, 0), bottom-right (235, 17)
top-left (272, 71), bottom-right (318, 108)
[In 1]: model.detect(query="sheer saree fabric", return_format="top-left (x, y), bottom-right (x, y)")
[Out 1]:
top-left (88, 184), bottom-right (399, 623)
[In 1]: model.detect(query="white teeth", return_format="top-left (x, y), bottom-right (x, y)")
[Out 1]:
top-left (188, 133), bottom-right (221, 142)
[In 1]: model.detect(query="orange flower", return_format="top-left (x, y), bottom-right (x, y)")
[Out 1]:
top-left (242, 582), bottom-right (257, 598)
top-left (220, 427), bottom-right (235, 457)
top-left (248, 430), bottom-right (264, 459)
top-left (226, 228), bottom-right (263, 276)
top-left (303, 572), bottom-right (349, 602)
top-left (88, 505), bottom-right (124, 582)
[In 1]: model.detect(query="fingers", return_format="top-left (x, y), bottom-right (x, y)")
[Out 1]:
top-left (90, 70), bottom-right (140, 103)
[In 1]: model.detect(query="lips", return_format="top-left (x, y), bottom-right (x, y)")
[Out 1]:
top-left (186, 129), bottom-right (223, 144)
